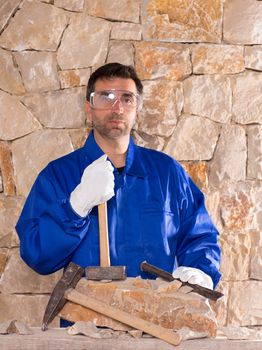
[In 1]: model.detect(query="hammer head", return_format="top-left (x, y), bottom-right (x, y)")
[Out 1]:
top-left (42, 262), bottom-right (84, 331)
top-left (85, 266), bottom-right (126, 281)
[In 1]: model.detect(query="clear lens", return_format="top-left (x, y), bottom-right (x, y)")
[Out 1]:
top-left (90, 90), bottom-right (142, 110)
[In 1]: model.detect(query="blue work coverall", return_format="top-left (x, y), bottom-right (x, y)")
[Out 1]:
top-left (16, 131), bottom-right (221, 288)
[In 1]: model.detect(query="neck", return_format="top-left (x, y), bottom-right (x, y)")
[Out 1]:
top-left (93, 130), bottom-right (129, 168)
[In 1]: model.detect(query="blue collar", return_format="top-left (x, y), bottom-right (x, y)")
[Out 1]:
top-left (83, 131), bottom-right (147, 178)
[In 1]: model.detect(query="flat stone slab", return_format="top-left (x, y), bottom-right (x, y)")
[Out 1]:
top-left (0, 328), bottom-right (262, 350)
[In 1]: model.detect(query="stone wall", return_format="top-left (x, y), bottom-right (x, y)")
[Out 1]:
top-left (0, 0), bottom-right (261, 328)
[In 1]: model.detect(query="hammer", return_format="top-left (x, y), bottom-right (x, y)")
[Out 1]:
top-left (85, 202), bottom-right (126, 281)
top-left (42, 262), bottom-right (181, 346)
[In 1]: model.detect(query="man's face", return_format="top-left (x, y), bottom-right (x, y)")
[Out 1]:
top-left (86, 78), bottom-right (139, 140)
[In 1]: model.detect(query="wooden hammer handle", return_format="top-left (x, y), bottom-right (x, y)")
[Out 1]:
top-left (98, 202), bottom-right (110, 267)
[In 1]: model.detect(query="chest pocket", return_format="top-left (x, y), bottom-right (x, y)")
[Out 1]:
top-left (140, 202), bottom-right (179, 260)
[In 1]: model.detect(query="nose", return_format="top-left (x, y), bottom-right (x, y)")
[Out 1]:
top-left (111, 98), bottom-right (124, 114)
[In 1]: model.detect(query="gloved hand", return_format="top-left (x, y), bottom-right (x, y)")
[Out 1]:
top-left (70, 154), bottom-right (115, 217)
top-left (172, 266), bottom-right (213, 289)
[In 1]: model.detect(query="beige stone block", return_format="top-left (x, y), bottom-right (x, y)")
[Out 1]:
top-left (142, 0), bottom-right (223, 43)
top-left (164, 115), bottom-right (220, 161)
top-left (135, 80), bottom-right (183, 137)
top-left (0, 195), bottom-right (24, 248)
top-left (210, 281), bottom-right (229, 327)
top-left (227, 281), bottom-right (262, 326)
top-left (0, 141), bottom-right (16, 196)
top-left (58, 68), bottom-right (91, 89)
top-left (184, 75), bottom-right (232, 123)
top-left (0, 248), bottom-right (8, 276)
top-left (0, 48), bottom-right (25, 94)
top-left (69, 128), bottom-right (90, 150)
top-left (60, 278), bottom-right (218, 337)
top-left (192, 44), bottom-right (244, 74)
top-left (245, 46), bottom-right (262, 71)
top-left (57, 15), bottom-right (110, 70)
top-left (111, 22), bottom-right (142, 41)
top-left (132, 130), bottom-right (165, 152)
top-left (232, 72), bottom-right (262, 124)
top-left (219, 182), bottom-right (252, 232)
top-left (0, 248), bottom-right (62, 294)
top-left (107, 41), bottom-right (135, 67)
top-left (204, 190), bottom-right (222, 233)
top-left (135, 42), bottom-right (191, 80)
top-left (181, 162), bottom-right (208, 190)
top-left (250, 231), bottom-right (262, 280)
top-left (0, 90), bottom-right (41, 141)
top-left (247, 125), bottom-right (262, 180)
top-left (224, 0), bottom-right (262, 44)
top-left (0, 0), bottom-right (69, 51)
top-left (11, 129), bottom-right (73, 197)
top-left (0, 0), bottom-right (21, 32)
top-left (219, 233), bottom-right (251, 281)
top-left (86, 0), bottom-right (140, 23)
top-left (54, 0), bottom-right (85, 12)
top-left (0, 175), bottom-right (2, 192)
top-left (0, 293), bottom-right (59, 327)
top-left (250, 183), bottom-right (262, 231)
top-left (14, 51), bottom-right (60, 93)
top-left (22, 87), bottom-right (86, 128)
top-left (209, 125), bottom-right (247, 186)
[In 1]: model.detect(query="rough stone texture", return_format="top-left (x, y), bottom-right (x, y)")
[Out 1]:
top-left (134, 80), bottom-right (183, 137)
top-left (107, 41), bottom-right (135, 67)
top-left (219, 233), bottom-right (251, 281)
top-left (192, 44), bottom-right (244, 74)
top-left (250, 231), bottom-right (262, 281)
top-left (232, 71), bottom-right (262, 124)
top-left (164, 115), bottom-right (220, 161)
top-left (0, 142), bottom-right (16, 196)
top-left (57, 15), bottom-right (110, 70)
top-left (247, 125), bottom-right (262, 180)
top-left (86, 0), bottom-right (140, 23)
top-left (132, 130), bottom-right (165, 152)
top-left (210, 281), bottom-right (229, 327)
top-left (0, 0), bottom-right (21, 33)
top-left (0, 248), bottom-right (61, 294)
top-left (60, 278), bottom-right (217, 337)
top-left (135, 42), bottom-right (191, 80)
top-left (69, 128), bottom-right (90, 150)
top-left (111, 22), bottom-right (142, 41)
top-left (0, 248), bottom-right (8, 276)
top-left (22, 87), bottom-right (86, 128)
top-left (0, 0), bottom-right (69, 51)
top-left (181, 162), bottom-right (208, 190)
top-left (245, 45), bottom-right (262, 71)
top-left (54, 0), bottom-right (85, 12)
top-left (183, 75), bottom-right (232, 123)
top-left (14, 51), bottom-right (60, 93)
top-left (223, 0), bottom-right (262, 44)
top-left (58, 68), bottom-right (91, 89)
top-left (250, 182), bottom-right (262, 232)
top-left (0, 48), bottom-right (25, 94)
top-left (0, 294), bottom-right (59, 327)
top-left (209, 125), bottom-right (247, 187)
top-left (11, 130), bottom-right (73, 197)
top-left (227, 281), bottom-right (262, 326)
top-left (0, 90), bottom-right (41, 141)
top-left (142, 0), bottom-right (223, 43)
top-left (219, 182), bottom-right (252, 232)
top-left (0, 195), bottom-right (24, 248)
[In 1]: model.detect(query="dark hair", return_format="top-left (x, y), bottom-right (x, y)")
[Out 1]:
top-left (86, 62), bottom-right (143, 100)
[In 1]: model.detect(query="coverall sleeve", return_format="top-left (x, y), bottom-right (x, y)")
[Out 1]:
top-left (16, 169), bottom-right (91, 275)
top-left (175, 171), bottom-right (221, 288)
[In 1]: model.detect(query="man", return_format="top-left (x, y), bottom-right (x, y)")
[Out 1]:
top-left (16, 63), bottom-right (221, 294)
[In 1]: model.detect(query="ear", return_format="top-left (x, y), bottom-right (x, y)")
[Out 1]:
top-left (85, 101), bottom-right (92, 125)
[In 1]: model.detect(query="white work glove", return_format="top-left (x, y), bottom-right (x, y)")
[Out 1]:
top-left (172, 266), bottom-right (213, 289)
top-left (70, 154), bottom-right (114, 217)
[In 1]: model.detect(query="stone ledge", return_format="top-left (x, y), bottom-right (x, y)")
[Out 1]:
top-left (1, 328), bottom-right (262, 350)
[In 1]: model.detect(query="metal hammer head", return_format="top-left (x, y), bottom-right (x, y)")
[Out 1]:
top-left (42, 262), bottom-right (84, 331)
top-left (85, 266), bottom-right (126, 281)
